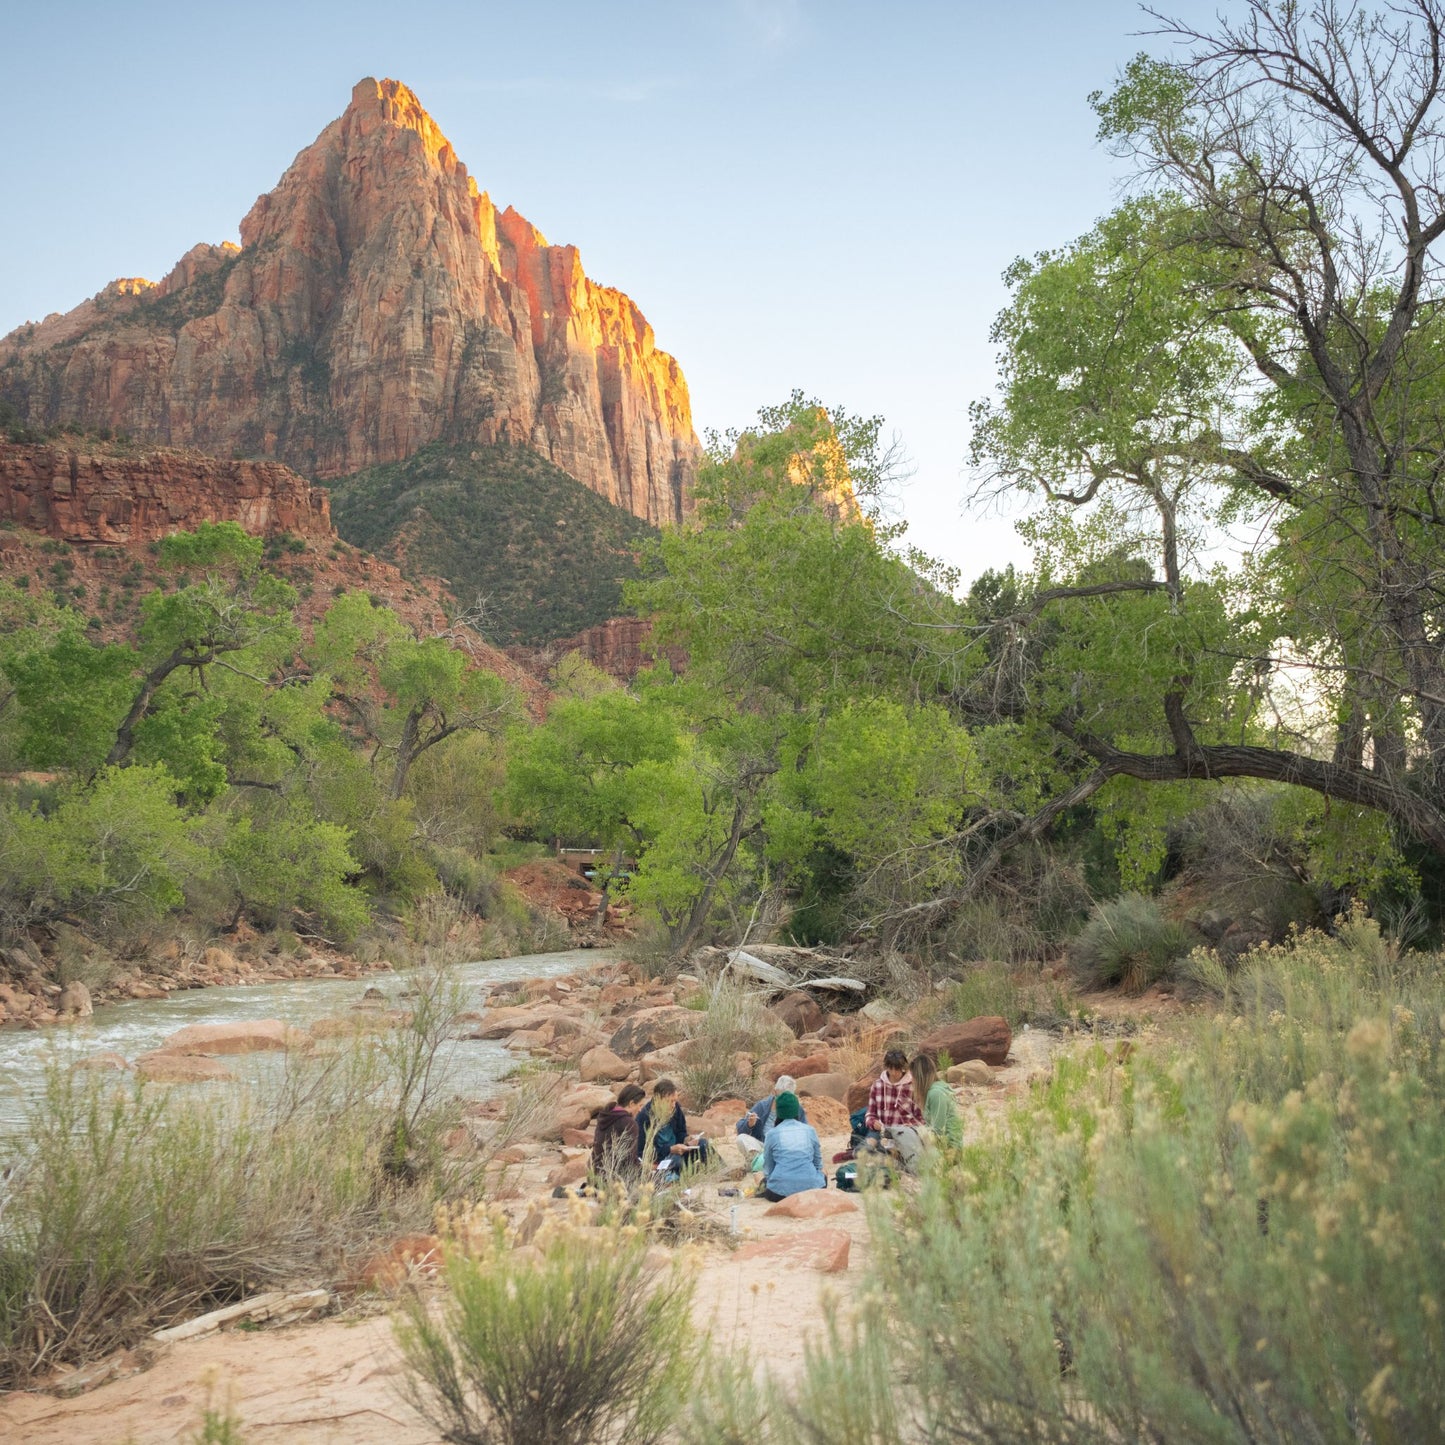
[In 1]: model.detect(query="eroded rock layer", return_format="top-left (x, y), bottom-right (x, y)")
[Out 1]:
top-left (0, 78), bottom-right (697, 525)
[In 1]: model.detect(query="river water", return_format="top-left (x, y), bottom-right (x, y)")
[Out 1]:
top-left (0, 947), bottom-right (613, 1134)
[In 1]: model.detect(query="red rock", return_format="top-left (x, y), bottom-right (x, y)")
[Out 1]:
top-left (917, 1016), bottom-right (1012, 1068)
top-left (72, 1050), bottom-right (129, 1072)
top-left (771, 991), bottom-right (827, 1037)
top-left (796, 1095), bottom-right (849, 1135)
top-left (561, 1127), bottom-right (594, 1148)
top-left (547, 1156), bottom-right (590, 1188)
top-left (736, 1228), bottom-right (851, 1274)
top-left (763, 1190), bottom-right (858, 1220)
top-left (608, 1005), bottom-right (693, 1058)
top-left (157, 1019), bottom-right (307, 1055)
top-left (796, 1072), bottom-right (850, 1104)
top-left (57, 981), bottom-right (92, 1018)
top-left (134, 1052), bottom-right (234, 1083)
top-left (845, 1065), bottom-right (883, 1114)
top-left (1, 79), bottom-right (699, 525)
top-left (359, 1233), bottom-right (442, 1290)
top-left (767, 1050), bottom-right (831, 1082)
top-left (579, 1046), bottom-right (631, 1083)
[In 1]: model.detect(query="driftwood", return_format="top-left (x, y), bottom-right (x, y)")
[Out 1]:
top-left (150, 1288), bottom-right (332, 1344)
top-left (693, 945), bottom-right (870, 1000)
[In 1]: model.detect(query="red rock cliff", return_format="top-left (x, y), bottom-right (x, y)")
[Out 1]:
top-left (0, 79), bottom-right (698, 526)
top-left (0, 439), bottom-right (331, 545)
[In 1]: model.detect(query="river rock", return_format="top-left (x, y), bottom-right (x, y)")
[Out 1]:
top-left (135, 1052), bottom-right (234, 1083)
top-left (73, 1050), bottom-right (130, 1072)
top-left (796, 1072), bottom-right (851, 1104)
top-left (946, 1059), bottom-right (997, 1087)
top-left (58, 981), bottom-right (93, 1018)
top-left (764, 1189), bottom-right (858, 1220)
top-left (608, 1005), bottom-right (694, 1058)
top-left (771, 990), bottom-right (826, 1036)
top-left (156, 1019), bottom-right (309, 1055)
top-left (918, 1015), bottom-right (1012, 1067)
top-left (578, 1046), bottom-right (631, 1083)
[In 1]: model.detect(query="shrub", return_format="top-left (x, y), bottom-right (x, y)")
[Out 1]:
top-left (938, 962), bottom-right (1023, 1026)
top-left (0, 1004), bottom-right (483, 1385)
top-left (679, 978), bottom-right (791, 1107)
top-left (1069, 890), bottom-right (1191, 992)
top-left (741, 931), bottom-right (1445, 1443)
top-left (396, 1206), bottom-right (698, 1445)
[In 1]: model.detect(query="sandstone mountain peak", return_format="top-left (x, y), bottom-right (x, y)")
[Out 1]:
top-left (1, 79), bottom-right (697, 526)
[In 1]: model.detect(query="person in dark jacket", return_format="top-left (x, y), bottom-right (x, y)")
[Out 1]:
top-left (637, 1078), bottom-right (710, 1177)
top-left (735, 1074), bottom-right (808, 1165)
top-left (591, 1084), bottom-right (646, 1181)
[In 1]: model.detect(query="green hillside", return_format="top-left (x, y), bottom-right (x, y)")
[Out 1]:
top-left (323, 443), bottom-right (657, 645)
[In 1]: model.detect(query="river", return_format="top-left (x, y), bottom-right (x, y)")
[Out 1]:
top-left (0, 946), bottom-right (613, 1133)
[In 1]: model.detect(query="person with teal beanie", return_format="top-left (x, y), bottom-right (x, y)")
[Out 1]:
top-left (760, 1090), bottom-right (825, 1201)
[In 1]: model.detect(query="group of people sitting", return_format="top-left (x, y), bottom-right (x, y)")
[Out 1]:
top-left (588, 1046), bottom-right (962, 1199)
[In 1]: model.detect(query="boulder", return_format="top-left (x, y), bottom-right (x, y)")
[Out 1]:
top-left (547, 1156), bottom-right (591, 1188)
top-left (608, 1005), bottom-right (694, 1058)
top-left (638, 1041), bottom-right (688, 1082)
top-left (579, 1046), bottom-right (631, 1083)
top-left (845, 1065), bottom-right (883, 1114)
top-left (767, 1050), bottom-right (832, 1083)
top-left (771, 990), bottom-right (826, 1037)
top-left (73, 1050), bottom-right (129, 1072)
top-left (946, 1059), bottom-right (997, 1088)
top-left (57, 980), bottom-right (92, 1018)
top-left (796, 1072), bottom-right (851, 1104)
top-left (135, 1052), bottom-right (234, 1083)
top-left (736, 1228), bottom-right (851, 1274)
top-left (918, 1016), bottom-right (1012, 1068)
top-left (764, 1189), bottom-right (858, 1220)
top-left (561, 1127), bottom-right (595, 1148)
top-left (860, 999), bottom-right (899, 1024)
top-left (469, 1004), bottom-right (563, 1041)
top-left (157, 1019), bottom-right (307, 1055)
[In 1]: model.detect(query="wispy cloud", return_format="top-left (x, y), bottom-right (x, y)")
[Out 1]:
top-left (732, 0), bottom-right (804, 50)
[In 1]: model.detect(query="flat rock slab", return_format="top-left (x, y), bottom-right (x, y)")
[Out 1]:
top-left (796, 1071), bottom-right (850, 1103)
top-left (917, 1015), bottom-right (1012, 1067)
top-left (764, 1190), bottom-right (858, 1220)
top-left (156, 1019), bottom-right (307, 1056)
top-left (737, 1227), bottom-right (851, 1273)
top-left (134, 1052), bottom-right (234, 1083)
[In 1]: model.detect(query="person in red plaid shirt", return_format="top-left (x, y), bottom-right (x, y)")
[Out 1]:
top-left (864, 1048), bottom-right (923, 1134)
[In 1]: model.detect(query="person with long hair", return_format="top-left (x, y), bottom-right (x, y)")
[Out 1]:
top-left (910, 1052), bottom-right (962, 1148)
top-left (636, 1078), bottom-right (710, 1177)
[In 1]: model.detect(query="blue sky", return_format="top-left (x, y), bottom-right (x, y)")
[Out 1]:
top-left (0, 0), bottom-right (1217, 582)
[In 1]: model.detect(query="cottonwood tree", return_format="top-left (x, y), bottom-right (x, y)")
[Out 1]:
top-left (966, 0), bottom-right (1445, 879)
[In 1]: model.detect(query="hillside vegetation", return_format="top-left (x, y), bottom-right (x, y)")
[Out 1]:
top-left (325, 443), bottom-right (657, 645)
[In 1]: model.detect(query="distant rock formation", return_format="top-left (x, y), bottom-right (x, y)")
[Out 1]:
top-left (0, 78), bottom-right (698, 526)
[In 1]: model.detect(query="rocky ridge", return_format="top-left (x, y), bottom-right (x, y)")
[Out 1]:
top-left (0, 78), bottom-right (699, 526)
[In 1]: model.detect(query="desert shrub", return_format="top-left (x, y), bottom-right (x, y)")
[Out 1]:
top-left (0, 996), bottom-right (482, 1386)
top-left (396, 1206), bottom-right (698, 1445)
top-left (679, 978), bottom-right (792, 1107)
top-left (743, 931), bottom-right (1445, 1444)
top-left (938, 962), bottom-right (1023, 1026)
top-left (1069, 890), bottom-right (1191, 991)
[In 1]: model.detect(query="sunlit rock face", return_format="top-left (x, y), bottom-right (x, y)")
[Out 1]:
top-left (0, 78), bottom-right (698, 526)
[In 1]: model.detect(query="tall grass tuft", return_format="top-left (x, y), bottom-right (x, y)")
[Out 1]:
top-left (679, 978), bottom-right (792, 1107)
top-left (1068, 890), bottom-right (1191, 991)
top-left (705, 926), bottom-right (1445, 1443)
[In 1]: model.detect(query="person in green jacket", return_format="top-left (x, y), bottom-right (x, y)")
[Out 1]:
top-left (910, 1052), bottom-right (962, 1149)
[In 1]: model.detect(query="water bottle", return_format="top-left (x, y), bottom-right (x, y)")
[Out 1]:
top-left (729, 1203), bottom-right (740, 1236)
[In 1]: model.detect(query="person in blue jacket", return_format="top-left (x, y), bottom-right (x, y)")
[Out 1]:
top-left (637, 1078), bottom-right (710, 1177)
top-left (760, 1091), bottom-right (825, 1201)
top-left (734, 1074), bottom-right (807, 1165)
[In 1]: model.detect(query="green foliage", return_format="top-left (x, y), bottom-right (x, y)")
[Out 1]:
top-left (217, 796), bottom-right (367, 942)
top-left (325, 442), bottom-right (658, 644)
top-left (396, 1214), bottom-right (698, 1445)
top-left (1069, 891), bottom-right (1191, 992)
top-left (750, 930), bottom-right (1445, 1444)
top-left (0, 766), bottom-right (199, 932)
top-left (939, 962), bottom-right (1024, 1027)
top-left (3, 630), bottom-right (137, 772)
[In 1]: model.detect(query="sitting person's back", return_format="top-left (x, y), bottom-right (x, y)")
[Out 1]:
top-left (591, 1084), bottom-right (645, 1180)
top-left (760, 1092), bottom-right (825, 1200)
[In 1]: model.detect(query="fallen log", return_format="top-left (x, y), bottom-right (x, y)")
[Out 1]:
top-left (150, 1288), bottom-right (332, 1344)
